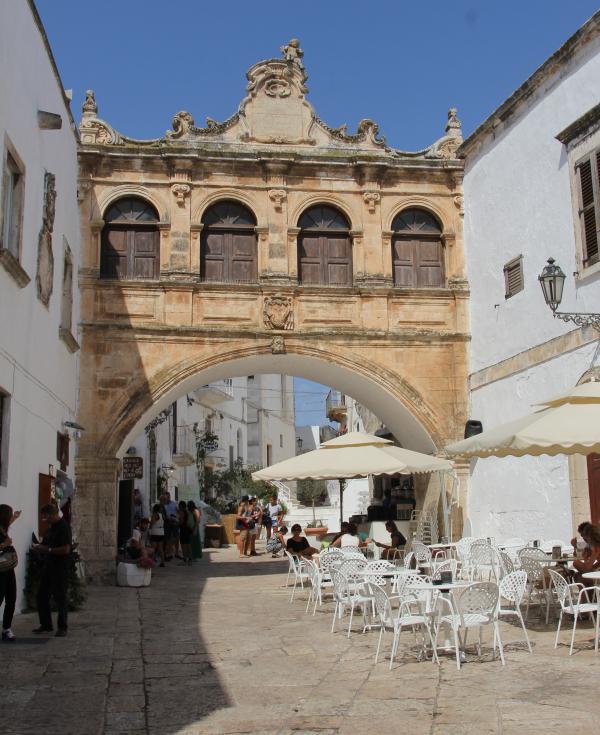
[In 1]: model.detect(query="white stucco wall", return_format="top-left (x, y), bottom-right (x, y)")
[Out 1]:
top-left (464, 35), bottom-right (600, 373)
top-left (0, 1), bottom-right (80, 612)
top-left (463, 33), bottom-right (600, 544)
top-left (468, 342), bottom-right (597, 543)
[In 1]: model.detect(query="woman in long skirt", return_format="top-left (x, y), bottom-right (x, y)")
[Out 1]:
top-left (188, 501), bottom-right (203, 560)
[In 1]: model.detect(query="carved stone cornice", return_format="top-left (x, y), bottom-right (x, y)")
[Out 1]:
top-left (255, 226), bottom-right (269, 241)
top-left (441, 232), bottom-right (456, 247)
top-left (90, 218), bottom-right (104, 233)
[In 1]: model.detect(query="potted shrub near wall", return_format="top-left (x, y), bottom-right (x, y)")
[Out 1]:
top-left (298, 479), bottom-right (328, 537)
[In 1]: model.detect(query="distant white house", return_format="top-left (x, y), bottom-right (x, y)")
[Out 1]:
top-left (461, 11), bottom-right (600, 542)
top-left (0, 0), bottom-right (81, 608)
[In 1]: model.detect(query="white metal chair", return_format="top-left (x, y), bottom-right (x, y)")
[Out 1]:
top-left (304, 559), bottom-right (334, 615)
top-left (518, 550), bottom-right (552, 623)
top-left (434, 581), bottom-right (505, 669)
top-left (496, 570), bottom-right (532, 653)
top-left (330, 567), bottom-right (373, 638)
top-left (368, 582), bottom-right (439, 669)
top-left (454, 536), bottom-right (476, 578)
top-left (411, 541), bottom-right (432, 569)
top-left (363, 560), bottom-right (396, 586)
top-left (468, 541), bottom-right (503, 582)
top-left (548, 569), bottom-right (600, 655)
top-left (498, 550), bottom-right (515, 577)
top-left (319, 548), bottom-right (344, 580)
top-left (284, 550), bottom-right (309, 602)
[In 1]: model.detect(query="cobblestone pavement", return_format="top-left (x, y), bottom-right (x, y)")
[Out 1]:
top-left (3, 544), bottom-right (600, 735)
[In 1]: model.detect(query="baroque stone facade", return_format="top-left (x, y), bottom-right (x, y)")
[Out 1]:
top-left (76, 41), bottom-right (469, 576)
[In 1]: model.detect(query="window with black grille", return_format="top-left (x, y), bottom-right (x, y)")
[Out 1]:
top-left (504, 256), bottom-right (524, 299)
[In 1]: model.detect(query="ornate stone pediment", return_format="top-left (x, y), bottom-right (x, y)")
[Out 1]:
top-left (79, 45), bottom-right (462, 161)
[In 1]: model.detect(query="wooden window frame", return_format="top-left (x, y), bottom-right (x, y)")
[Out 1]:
top-left (100, 198), bottom-right (160, 281)
top-left (391, 208), bottom-right (445, 288)
top-left (0, 138), bottom-right (29, 287)
top-left (575, 147), bottom-right (600, 269)
top-left (200, 201), bottom-right (258, 284)
top-left (503, 255), bottom-right (524, 299)
top-left (297, 206), bottom-right (352, 287)
top-left (0, 390), bottom-right (9, 486)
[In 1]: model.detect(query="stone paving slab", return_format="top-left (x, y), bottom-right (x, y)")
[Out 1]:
top-left (3, 543), bottom-right (600, 734)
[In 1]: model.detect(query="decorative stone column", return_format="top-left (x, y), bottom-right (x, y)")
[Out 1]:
top-left (167, 172), bottom-right (192, 279)
top-left (350, 229), bottom-right (364, 284)
top-left (381, 230), bottom-right (394, 285)
top-left (190, 222), bottom-right (203, 278)
top-left (451, 458), bottom-right (471, 540)
top-left (286, 227), bottom-right (300, 281)
top-left (256, 226), bottom-right (269, 277)
top-left (74, 454), bottom-right (121, 581)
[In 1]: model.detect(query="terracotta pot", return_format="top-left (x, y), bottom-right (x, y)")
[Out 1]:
top-left (305, 527), bottom-right (328, 538)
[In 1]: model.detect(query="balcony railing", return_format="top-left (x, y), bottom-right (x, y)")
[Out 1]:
top-left (325, 389), bottom-right (347, 423)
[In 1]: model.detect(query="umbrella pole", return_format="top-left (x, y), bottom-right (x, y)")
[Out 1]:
top-left (339, 479), bottom-right (344, 530)
top-left (439, 470), bottom-right (450, 540)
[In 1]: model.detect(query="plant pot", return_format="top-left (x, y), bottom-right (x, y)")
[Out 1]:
top-left (305, 527), bottom-right (328, 538)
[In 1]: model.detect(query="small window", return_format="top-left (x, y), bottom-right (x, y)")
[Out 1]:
top-left (575, 150), bottom-right (600, 267)
top-left (101, 197), bottom-right (159, 280)
top-left (504, 256), bottom-right (524, 299)
top-left (0, 391), bottom-right (9, 485)
top-left (1, 148), bottom-right (25, 259)
top-left (56, 431), bottom-right (69, 472)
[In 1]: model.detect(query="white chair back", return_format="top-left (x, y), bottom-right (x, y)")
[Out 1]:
top-left (499, 570), bottom-right (527, 606)
top-left (363, 560), bottom-right (395, 586)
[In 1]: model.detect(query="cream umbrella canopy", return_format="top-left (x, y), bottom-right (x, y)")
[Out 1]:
top-left (445, 379), bottom-right (600, 459)
top-left (252, 431), bottom-right (453, 530)
top-left (252, 431), bottom-right (452, 480)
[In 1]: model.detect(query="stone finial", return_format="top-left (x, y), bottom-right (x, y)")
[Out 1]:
top-left (446, 107), bottom-right (462, 138)
top-left (280, 38), bottom-right (304, 69)
top-left (82, 90), bottom-right (98, 118)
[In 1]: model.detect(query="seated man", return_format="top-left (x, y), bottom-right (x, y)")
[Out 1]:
top-left (286, 524), bottom-right (319, 558)
top-left (126, 518), bottom-right (152, 563)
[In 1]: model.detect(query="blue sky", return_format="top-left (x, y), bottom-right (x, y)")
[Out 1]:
top-left (35, 0), bottom-right (599, 426)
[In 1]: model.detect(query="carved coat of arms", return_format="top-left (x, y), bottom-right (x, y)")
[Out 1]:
top-left (263, 295), bottom-right (294, 331)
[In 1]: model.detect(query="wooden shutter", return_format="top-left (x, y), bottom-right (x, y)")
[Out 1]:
top-left (230, 231), bottom-right (257, 282)
top-left (392, 238), bottom-right (417, 286)
top-left (325, 234), bottom-right (352, 285)
top-left (504, 256), bottom-right (524, 298)
top-left (131, 229), bottom-right (158, 279)
top-left (298, 235), bottom-right (323, 284)
top-left (577, 153), bottom-right (600, 265)
top-left (101, 227), bottom-right (128, 279)
top-left (201, 231), bottom-right (226, 281)
top-left (588, 453), bottom-right (600, 524)
top-left (417, 240), bottom-right (443, 287)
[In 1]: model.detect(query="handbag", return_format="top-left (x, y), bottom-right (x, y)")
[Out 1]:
top-left (0, 546), bottom-right (18, 572)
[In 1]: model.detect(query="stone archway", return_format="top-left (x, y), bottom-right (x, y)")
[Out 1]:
top-left (75, 337), bottom-right (467, 578)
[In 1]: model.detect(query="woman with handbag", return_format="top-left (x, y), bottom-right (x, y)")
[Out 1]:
top-left (0, 504), bottom-right (21, 642)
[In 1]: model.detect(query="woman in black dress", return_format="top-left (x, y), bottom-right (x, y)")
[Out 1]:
top-left (0, 504), bottom-right (21, 642)
top-left (178, 501), bottom-right (193, 566)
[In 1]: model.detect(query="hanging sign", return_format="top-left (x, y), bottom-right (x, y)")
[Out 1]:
top-left (122, 456), bottom-right (143, 479)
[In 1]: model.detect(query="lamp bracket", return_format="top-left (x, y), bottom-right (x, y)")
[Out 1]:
top-left (553, 311), bottom-right (600, 331)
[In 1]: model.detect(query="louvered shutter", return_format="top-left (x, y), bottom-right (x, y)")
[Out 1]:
top-left (504, 256), bottom-right (524, 298)
top-left (577, 152), bottom-right (599, 265)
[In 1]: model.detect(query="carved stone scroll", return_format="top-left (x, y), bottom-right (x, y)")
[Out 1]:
top-left (36, 172), bottom-right (56, 306)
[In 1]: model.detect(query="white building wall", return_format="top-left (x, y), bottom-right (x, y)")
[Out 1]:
top-left (0, 1), bottom-right (80, 611)
top-left (463, 31), bottom-right (600, 543)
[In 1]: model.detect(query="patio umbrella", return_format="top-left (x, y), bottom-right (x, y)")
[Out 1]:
top-left (252, 431), bottom-right (453, 530)
top-left (445, 379), bottom-right (600, 459)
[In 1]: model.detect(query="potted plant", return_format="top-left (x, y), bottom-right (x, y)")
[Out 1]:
top-left (305, 518), bottom-right (328, 537)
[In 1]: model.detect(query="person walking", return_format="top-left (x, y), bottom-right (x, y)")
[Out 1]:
top-left (248, 497), bottom-right (261, 556)
top-left (32, 503), bottom-right (72, 637)
top-left (236, 496), bottom-right (251, 558)
top-left (0, 504), bottom-right (21, 642)
top-left (177, 501), bottom-right (193, 566)
top-left (150, 503), bottom-right (166, 567)
top-left (162, 491), bottom-right (179, 560)
top-left (188, 501), bottom-right (203, 560)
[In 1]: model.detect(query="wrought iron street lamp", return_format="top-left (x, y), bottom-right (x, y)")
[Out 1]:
top-left (538, 258), bottom-right (600, 330)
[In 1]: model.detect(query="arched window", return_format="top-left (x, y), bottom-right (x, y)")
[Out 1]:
top-left (100, 197), bottom-right (159, 279)
top-left (298, 205), bottom-right (352, 286)
top-left (201, 200), bottom-right (257, 283)
top-left (391, 208), bottom-right (444, 287)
